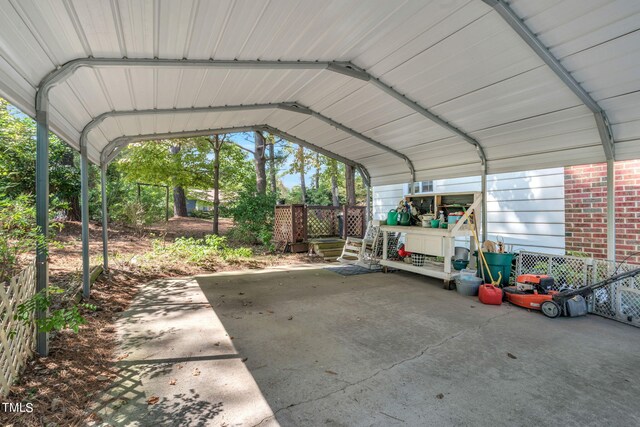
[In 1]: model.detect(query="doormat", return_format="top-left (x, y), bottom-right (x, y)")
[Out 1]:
top-left (324, 265), bottom-right (381, 276)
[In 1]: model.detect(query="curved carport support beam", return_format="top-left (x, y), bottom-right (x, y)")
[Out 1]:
top-left (483, 0), bottom-right (616, 260)
top-left (84, 103), bottom-right (411, 180)
top-left (102, 124), bottom-right (367, 173)
top-left (278, 103), bottom-right (414, 183)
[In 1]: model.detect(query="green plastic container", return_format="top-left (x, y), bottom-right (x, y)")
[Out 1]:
top-left (387, 210), bottom-right (398, 225)
top-left (475, 251), bottom-right (514, 286)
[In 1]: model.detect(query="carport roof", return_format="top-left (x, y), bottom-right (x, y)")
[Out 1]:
top-left (1, 0), bottom-right (639, 185)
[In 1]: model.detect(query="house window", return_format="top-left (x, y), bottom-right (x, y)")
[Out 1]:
top-left (409, 180), bottom-right (434, 194)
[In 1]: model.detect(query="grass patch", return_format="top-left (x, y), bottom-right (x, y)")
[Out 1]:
top-left (148, 234), bottom-right (253, 266)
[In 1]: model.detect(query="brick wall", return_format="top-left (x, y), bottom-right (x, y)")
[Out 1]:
top-left (565, 160), bottom-right (640, 264)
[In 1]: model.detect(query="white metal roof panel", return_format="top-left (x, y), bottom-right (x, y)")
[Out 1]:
top-left (0, 0), bottom-right (639, 185)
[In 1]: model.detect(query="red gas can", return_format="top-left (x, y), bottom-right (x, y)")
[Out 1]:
top-left (479, 284), bottom-right (503, 305)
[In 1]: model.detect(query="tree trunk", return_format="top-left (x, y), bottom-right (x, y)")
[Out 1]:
top-left (170, 144), bottom-right (188, 217)
top-left (254, 131), bottom-right (267, 195)
top-left (211, 136), bottom-right (222, 235)
top-left (60, 149), bottom-right (81, 220)
top-left (298, 146), bottom-right (306, 204)
top-left (269, 142), bottom-right (277, 194)
top-left (331, 173), bottom-right (339, 207)
top-left (173, 186), bottom-right (188, 217)
top-left (314, 153), bottom-right (320, 190)
top-left (345, 164), bottom-right (356, 206)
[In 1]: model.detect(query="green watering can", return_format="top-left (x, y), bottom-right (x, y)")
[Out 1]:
top-left (387, 210), bottom-right (398, 225)
top-left (398, 211), bottom-right (411, 226)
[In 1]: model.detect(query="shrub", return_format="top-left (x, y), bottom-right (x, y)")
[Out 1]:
top-left (0, 195), bottom-right (44, 283)
top-left (228, 188), bottom-right (276, 245)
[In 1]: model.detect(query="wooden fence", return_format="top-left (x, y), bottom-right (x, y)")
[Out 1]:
top-left (0, 261), bottom-right (37, 396)
top-left (274, 205), bottom-right (366, 247)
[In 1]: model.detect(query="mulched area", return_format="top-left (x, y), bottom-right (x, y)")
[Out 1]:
top-left (1, 269), bottom-right (141, 426)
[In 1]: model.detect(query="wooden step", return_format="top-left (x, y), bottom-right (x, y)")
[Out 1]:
top-left (316, 248), bottom-right (343, 257)
top-left (312, 241), bottom-right (345, 250)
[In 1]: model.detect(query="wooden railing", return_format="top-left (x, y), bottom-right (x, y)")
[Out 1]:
top-left (274, 205), bottom-right (366, 245)
top-left (0, 260), bottom-right (37, 396)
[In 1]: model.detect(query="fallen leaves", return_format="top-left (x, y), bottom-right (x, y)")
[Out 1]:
top-left (169, 379), bottom-right (177, 385)
top-left (192, 368), bottom-right (201, 376)
top-left (116, 353), bottom-right (129, 361)
top-left (147, 396), bottom-right (159, 405)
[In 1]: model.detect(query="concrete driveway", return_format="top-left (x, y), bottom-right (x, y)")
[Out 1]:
top-left (93, 265), bottom-right (640, 426)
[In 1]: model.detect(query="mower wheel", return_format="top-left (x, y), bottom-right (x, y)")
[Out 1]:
top-left (541, 300), bottom-right (561, 319)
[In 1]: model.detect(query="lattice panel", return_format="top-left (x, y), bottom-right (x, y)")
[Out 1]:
top-left (345, 207), bottom-right (365, 238)
top-left (273, 206), bottom-right (293, 243)
top-left (307, 207), bottom-right (340, 238)
top-left (517, 251), bottom-right (640, 327)
top-left (292, 205), bottom-right (306, 242)
top-left (592, 260), bottom-right (640, 326)
top-left (0, 260), bottom-right (36, 396)
top-left (516, 252), bottom-right (590, 290)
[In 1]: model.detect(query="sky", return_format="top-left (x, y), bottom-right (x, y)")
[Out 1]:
top-left (234, 131), bottom-right (314, 189)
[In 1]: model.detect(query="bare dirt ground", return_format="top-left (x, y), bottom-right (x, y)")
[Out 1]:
top-left (1, 217), bottom-right (322, 426)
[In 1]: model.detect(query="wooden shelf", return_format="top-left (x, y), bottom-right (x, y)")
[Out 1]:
top-left (380, 259), bottom-right (449, 280)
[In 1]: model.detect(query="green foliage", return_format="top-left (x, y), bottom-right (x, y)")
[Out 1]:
top-left (11, 286), bottom-right (96, 337)
top-left (109, 136), bottom-right (255, 226)
top-left (0, 98), bottom-right (82, 218)
top-left (0, 194), bottom-right (49, 283)
top-left (227, 185), bottom-right (276, 245)
top-left (150, 234), bottom-right (252, 265)
top-left (117, 137), bottom-right (254, 195)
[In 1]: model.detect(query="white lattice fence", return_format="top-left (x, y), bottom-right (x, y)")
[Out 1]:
top-left (0, 261), bottom-right (37, 396)
top-left (517, 251), bottom-right (640, 327)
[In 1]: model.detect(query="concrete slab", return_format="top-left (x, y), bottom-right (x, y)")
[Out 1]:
top-left (94, 265), bottom-right (640, 426)
top-left (91, 277), bottom-right (276, 427)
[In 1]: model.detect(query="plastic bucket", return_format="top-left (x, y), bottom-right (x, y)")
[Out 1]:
top-left (474, 252), bottom-right (514, 286)
top-left (455, 275), bottom-right (483, 296)
top-left (387, 210), bottom-right (398, 225)
top-left (411, 253), bottom-right (426, 266)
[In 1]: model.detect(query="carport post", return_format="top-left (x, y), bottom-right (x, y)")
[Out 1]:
top-left (607, 159), bottom-right (616, 263)
top-left (80, 141), bottom-right (91, 298)
top-left (481, 166), bottom-right (488, 242)
top-left (366, 184), bottom-right (371, 222)
top-left (101, 163), bottom-right (109, 274)
top-left (35, 107), bottom-right (49, 356)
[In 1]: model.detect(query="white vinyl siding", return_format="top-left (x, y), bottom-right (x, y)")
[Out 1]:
top-left (373, 168), bottom-right (565, 254)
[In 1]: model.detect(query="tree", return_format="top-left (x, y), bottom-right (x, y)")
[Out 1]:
top-left (0, 98), bottom-right (82, 219)
top-left (327, 159), bottom-right (340, 206)
top-left (297, 146), bottom-right (307, 203)
top-left (117, 136), bottom-right (254, 224)
top-left (268, 137), bottom-right (277, 194)
top-left (169, 144), bottom-right (188, 217)
top-left (208, 134), bottom-right (229, 235)
top-left (254, 131), bottom-right (267, 195)
top-left (345, 164), bottom-right (356, 205)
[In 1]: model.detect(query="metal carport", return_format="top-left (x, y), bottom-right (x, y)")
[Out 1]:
top-left (1, 0), bottom-right (639, 355)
